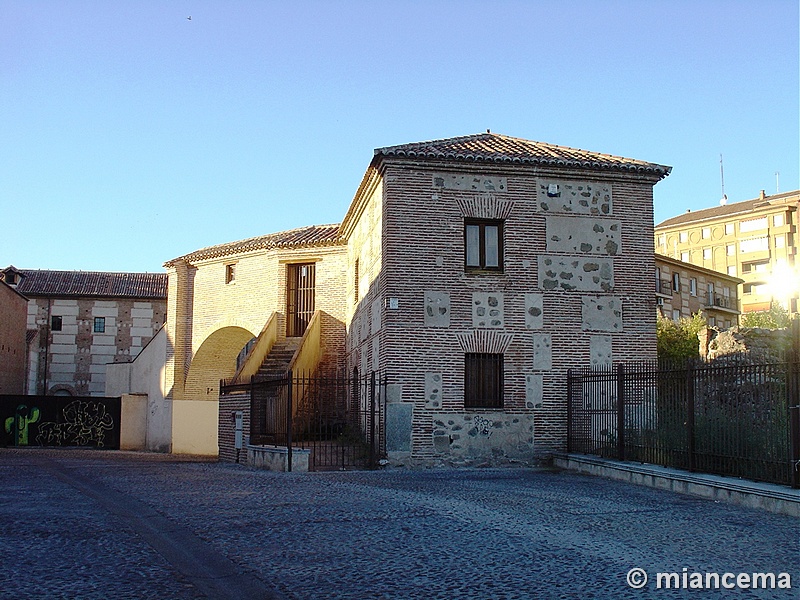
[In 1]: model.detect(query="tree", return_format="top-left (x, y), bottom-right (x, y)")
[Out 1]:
top-left (740, 302), bottom-right (791, 329)
top-left (656, 312), bottom-right (707, 364)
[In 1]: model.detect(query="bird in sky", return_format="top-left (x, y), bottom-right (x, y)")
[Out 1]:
top-left (187, 15), bottom-right (192, 20)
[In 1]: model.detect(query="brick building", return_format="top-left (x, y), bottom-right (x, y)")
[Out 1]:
top-left (149, 132), bottom-right (670, 463)
top-left (654, 189), bottom-right (799, 316)
top-left (0, 276), bottom-right (28, 394)
top-left (1, 267), bottom-right (167, 396)
top-left (654, 253), bottom-right (742, 327)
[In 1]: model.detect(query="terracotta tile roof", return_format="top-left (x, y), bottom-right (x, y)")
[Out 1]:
top-left (166, 223), bottom-right (342, 266)
top-left (655, 190), bottom-right (799, 229)
top-left (374, 132), bottom-right (671, 178)
top-left (15, 270), bottom-right (167, 299)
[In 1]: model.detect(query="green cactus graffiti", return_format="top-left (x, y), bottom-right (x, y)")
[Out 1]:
top-left (4, 404), bottom-right (41, 446)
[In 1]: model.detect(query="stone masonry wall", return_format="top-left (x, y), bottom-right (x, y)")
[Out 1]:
top-left (366, 162), bottom-right (658, 465)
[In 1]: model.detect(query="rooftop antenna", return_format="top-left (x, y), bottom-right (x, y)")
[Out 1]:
top-left (775, 171), bottom-right (780, 193)
top-left (719, 154), bottom-right (728, 205)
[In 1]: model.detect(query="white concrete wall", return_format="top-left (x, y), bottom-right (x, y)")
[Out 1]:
top-left (105, 327), bottom-right (171, 452)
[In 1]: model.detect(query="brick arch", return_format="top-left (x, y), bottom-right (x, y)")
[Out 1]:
top-left (194, 317), bottom-right (259, 354)
top-left (184, 326), bottom-right (255, 402)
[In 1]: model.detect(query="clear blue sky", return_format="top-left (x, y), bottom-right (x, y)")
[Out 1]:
top-left (2, 0), bottom-right (797, 273)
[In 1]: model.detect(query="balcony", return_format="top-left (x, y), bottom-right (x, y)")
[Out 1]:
top-left (705, 295), bottom-right (739, 314)
top-left (655, 278), bottom-right (672, 296)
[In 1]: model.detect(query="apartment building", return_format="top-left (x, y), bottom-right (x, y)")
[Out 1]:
top-left (655, 253), bottom-right (742, 327)
top-left (654, 190), bottom-right (798, 316)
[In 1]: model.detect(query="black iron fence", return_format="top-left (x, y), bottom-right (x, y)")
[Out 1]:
top-left (567, 355), bottom-right (800, 488)
top-left (221, 371), bottom-right (386, 471)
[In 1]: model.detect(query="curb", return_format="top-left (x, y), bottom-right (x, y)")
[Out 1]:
top-left (552, 452), bottom-right (800, 518)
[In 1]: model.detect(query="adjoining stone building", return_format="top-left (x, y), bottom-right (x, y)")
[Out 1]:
top-left (0, 275), bottom-right (28, 394)
top-left (144, 132), bottom-right (670, 463)
top-left (654, 253), bottom-right (742, 328)
top-left (654, 189), bottom-right (799, 316)
top-left (1, 266), bottom-right (167, 396)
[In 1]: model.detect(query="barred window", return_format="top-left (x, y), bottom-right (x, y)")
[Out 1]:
top-left (464, 353), bottom-right (504, 409)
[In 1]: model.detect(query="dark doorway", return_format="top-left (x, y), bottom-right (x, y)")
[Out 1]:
top-left (287, 263), bottom-right (315, 337)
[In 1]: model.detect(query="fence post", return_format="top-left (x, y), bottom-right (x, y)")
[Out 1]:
top-left (789, 319), bottom-right (800, 489)
top-left (369, 371), bottom-right (376, 468)
top-left (286, 370), bottom-right (293, 473)
top-left (686, 361), bottom-right (696, 472)
top-left (616, 363), bottom-right (625, 461)
top-left (566, 369), bottom-right (573, 453)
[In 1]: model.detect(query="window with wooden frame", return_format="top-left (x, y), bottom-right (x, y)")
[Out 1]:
top-left (464, 219), bottom-right (503, 272)
top-left (225, 263), bottom-right (236, 284)
top-left (464, 353), bottom-right (504, 409)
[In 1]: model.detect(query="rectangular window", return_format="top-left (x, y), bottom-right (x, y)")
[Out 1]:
top-left (725, 223), bottom-right (734, 235)
top-left (671, 309), bottom-right (681, 321)
top-left (51, 315), bottom-right (62, 331)
top-left (464, 353), bottom-right (503, 409)
top-left (727, 265), bottom-right (737, 276)
top-left (679, 232), bottom-right (688, 243)
top-left (775, 235), bottom-right (785, 249)
top-left (726, 244), bottom-right (736, 256)
top-left (93, 317), bottom-right (105, 333)
top-left (740, 237), bottom-right (769, 253)
top-left (672, 272), bottom-right (680, 293)
top-left (465, 219), bottom-right (503, 272)
top-left (702, 227), bottom-right (711, 239)
top-left (774, 214), bottom-right (785, 227)
top-left (680, 251), bottom-right (689, 262)
top-left (703, 248), bottom-right (712, 260)
top-left (739, 217), bottom-right (767, 233)
top-left (707, 282), bottom-right (715, 302)
top-left (689, 278), bottom-right (697, 296)
top-left (225, 263), bottom-right (236, 284)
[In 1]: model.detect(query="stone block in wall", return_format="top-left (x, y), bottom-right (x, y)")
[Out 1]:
top-left (545, 216), bottom-right (621, 255)
top-left (371, 299), bottom-right (382, 335)
top-left (532, 333), bottom-right (552, 370)
top-left (431, 413), bottom-right (535, 460)
top-left (371, 337), bottom-right (380, 372)
top-left (386, 402), bottom-right (413, 452)
top-left (539, 256), bottom-right (614, 292)
top-left (472, 292), bottom-right (504, 328)
top-left (525, 373), bottom-right (544, 409)
top-left (386, 384), bottom-right (403, 403)
top-left (538, 180), bottom-right (612, 215)
top-left (425, 373), bottom-right (443, 409)
top-left (590, 335), bottom-right (613, 367)
top-left (424, 292), bottom-right (451, 327)
top-left (582, 297), bottom-right (623, 332)
top-left (524, 294), bottom-right (544, 329)
top-left (432, 173), bottom-right (507, 192)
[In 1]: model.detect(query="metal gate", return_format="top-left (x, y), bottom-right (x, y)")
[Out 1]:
top-left (226, 371), bottom-right (386, 471)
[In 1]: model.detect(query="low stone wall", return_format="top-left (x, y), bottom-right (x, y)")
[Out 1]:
top-left (702, 326), bottom-right (791, 361)
top-left (247, 445), bottom-right (310, 472)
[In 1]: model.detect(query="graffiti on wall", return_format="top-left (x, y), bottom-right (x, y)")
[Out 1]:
top-left (4, 405), bottom-right (41, 446)
top-left (36, 400), bottom-right (115, 447)
top-left (1, 395), bottom-right (121, 449)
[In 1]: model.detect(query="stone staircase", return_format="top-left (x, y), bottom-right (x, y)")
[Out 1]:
top-left (256, 337), bottom-right (301, 380)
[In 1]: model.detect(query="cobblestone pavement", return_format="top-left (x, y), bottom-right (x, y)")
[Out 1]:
top-left (1, 449), bottom-right (797, 599)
